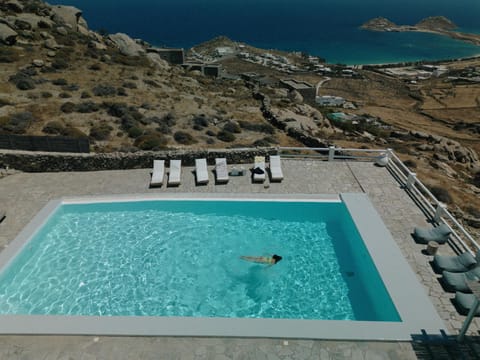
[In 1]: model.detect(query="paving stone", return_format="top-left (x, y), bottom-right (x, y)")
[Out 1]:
top-left (1, 159), bottom-right (478, 358)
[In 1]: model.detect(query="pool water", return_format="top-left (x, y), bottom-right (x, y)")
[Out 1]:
top-left (0, 200), bottom-right (400, 321)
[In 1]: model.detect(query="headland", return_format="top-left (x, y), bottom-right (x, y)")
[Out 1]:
top-left (361, 16), bottom-right (480, 46)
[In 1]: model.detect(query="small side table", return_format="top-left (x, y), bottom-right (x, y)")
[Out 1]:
top-left (426, 241), bottom-right (439, 255)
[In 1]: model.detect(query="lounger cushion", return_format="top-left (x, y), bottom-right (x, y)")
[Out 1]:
top-left (454, 292), bottom-right (480, 316)
top-left (269, 155), bottom-right (283, 182)
top-left (195, 158), bottom-right (209, 184)
top-left (168, 160), bottom-right (181, 185)
top-left (413, 223), bottom-right (452, 244)
top-left (150, 159), bottom-right (165, 187)
top-left (433, 252), bottom-right (477, 273)
top-left (215, 158), bottom-right (229, 183)
top-left (442, 267), bottom-right (480, 293)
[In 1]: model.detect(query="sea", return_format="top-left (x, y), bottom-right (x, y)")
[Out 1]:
top-left (58, 0), bottom-right (480, 65)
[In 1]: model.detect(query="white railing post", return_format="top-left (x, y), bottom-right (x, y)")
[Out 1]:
top-left (434, 202), bottom-right (447, 223)
top-left (406, 172), bottom-right (417, 190)
top-left (328, 146), bottom-right (335, 161)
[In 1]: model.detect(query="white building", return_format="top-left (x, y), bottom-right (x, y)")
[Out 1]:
top-left (316, 95), bottom-right (346, 107)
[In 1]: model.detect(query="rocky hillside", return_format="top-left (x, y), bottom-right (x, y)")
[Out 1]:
top-left (0, 0), bottom-right (305, 152)
top-left (416, 16), bottom-right (457, 31)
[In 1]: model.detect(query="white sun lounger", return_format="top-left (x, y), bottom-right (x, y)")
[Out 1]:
top-left (168, 159), bottom-right (182, 186)
top-left (253, 156), bottom-right (266, 183)
top-left (195, 158), bottom-right (209, 185)
top-left (269, 155), bottom-right (283, 182)
top-left (150, 160), bottom-right (165, 187)
top-left (215, 158), bottom-right (229, 183)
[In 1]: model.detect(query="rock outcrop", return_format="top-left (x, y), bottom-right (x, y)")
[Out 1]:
top-left (416, 16), bottom-right (457, 31)
top-left (50, 5), bottom-right (83, 31)
top-left (0, 23), bottom-right (17, 45)
top-left (108, 33), bottom-right (145, 56)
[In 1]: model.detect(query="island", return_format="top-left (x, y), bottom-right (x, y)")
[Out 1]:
top-left (361, 16), bottom-right (480, 46)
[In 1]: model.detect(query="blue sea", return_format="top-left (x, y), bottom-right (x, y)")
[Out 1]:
top-left (58, 0), bottom-right (480, 64)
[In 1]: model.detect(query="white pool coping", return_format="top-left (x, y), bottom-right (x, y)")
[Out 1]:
top-left (0, 193), bottom-right (446, 340)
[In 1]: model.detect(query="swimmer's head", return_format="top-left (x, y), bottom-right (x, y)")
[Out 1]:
top-left (272, 254), bottom-right (282, 263)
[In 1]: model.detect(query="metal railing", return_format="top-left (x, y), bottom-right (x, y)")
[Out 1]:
top-left (278, 146), bottom-right (479, 254)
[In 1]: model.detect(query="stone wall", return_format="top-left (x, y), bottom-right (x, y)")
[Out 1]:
top-left (0, 148), bottom-right (277, 172)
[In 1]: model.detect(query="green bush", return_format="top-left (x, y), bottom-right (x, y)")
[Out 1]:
top-left (41, 91), bottom-right (53, 98)
top-left (52, 78), bottom-right (68, 86)
top-left (128, 126), bottom-right (143, 138)
top-left (238, 120), bottom-right (274, 134)
top-left (223, 121), bottom-right (241, 134)
top-left (59, 92), bottom-right (72, 98)
top-left (93, 84), bottom-right (117, 97)
top-left (174, 131), bottom-right (197, 145)
top-left (1, 112), bottom-right (34, 133)
top-left (217, 130), bottom-right (236, 142)
top-left (89, 123), bottom-right (113, 140)
top-left (76, 101), bottom-right (100, 113)
top-left (42, 121), bottom-right (64, 135)
top-left (60, 102), bottom-right (76, 113)
top-left (52, 58), bottom-right (68, 70)
top-left (134, 134), bottom-right (167, 150)
top-left (62, 126), bottom-right (87, 138)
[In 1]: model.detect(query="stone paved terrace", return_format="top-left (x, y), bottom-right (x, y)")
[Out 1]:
top-left (0, 159), bottom-right (480, 359)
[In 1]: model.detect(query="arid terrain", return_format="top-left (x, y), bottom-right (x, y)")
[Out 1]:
top-left (0, 0), bottom-right (479, 233)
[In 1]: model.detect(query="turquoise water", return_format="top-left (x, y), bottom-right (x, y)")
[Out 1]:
top-left (0, 200), bottom-right (400, 321)
top-left (58, 0), bottom-right (480, 64)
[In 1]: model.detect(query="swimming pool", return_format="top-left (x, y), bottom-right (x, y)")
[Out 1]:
top-left (0, 193), bottom-right (445, 339)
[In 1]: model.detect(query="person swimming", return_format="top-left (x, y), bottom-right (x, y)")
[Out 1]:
top-left (240, 254), bottom-right (282, 265)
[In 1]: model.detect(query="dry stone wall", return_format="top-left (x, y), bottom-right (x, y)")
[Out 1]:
top-left (0, 148), bottom-right (277, 172)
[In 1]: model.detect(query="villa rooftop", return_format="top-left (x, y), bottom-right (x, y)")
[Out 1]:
top-left (0, 159), bottom-right (479, 359)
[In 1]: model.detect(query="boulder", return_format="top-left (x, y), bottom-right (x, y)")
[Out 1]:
top-left (288, 89), bottom-right (303, 104)
top-left (146, 52), bottom-right (169, 70)
top-left (32, 59), bottom-right (44, 67)
top-left (55, 26), bottom-right (68, 36)
top-left (15, 13), bottom-right (52, 29)
top-left (417, 144), bottom-right (434, 151)
top-left (6, 0), bottom-right (23, 13)
top-left (108, 33), bottom-right (145, 56)
top-left (88, 40), bottom-right (107, 51)
top-left (14, 19), bottom-right (31, 31)
top-left (0, 23), bottom-right (17, 45)
top-left (50, 5), bottom-right (82, 31)
top-left (44, 38), bottom-right (59, 50)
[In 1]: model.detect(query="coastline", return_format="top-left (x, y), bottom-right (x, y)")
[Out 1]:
top-left (361, 16), bottom-right (480, 47)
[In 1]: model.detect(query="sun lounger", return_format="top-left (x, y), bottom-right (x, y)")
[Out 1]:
top-left (252, 156), bottom-right (266, 183)
top-left (215, 158), bottom-right (229, 183)
top-left (454, 291), bottom-right (480, 316)
top-left (432, 251), bottom-right (479, 273)
top-left (269, 155), bottom-right (283, 182)
top-left (441, 266), bottom-right (480, 293)
top-left (413, 223), bottom-right (452, 244)
top-left (150, 160), bottom-right (165, 187)
top-left (168, 159), bottom-right (181, 186)
top-left (195, 158), bottom-right (209, 185)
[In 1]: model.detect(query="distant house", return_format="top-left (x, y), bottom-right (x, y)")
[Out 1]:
top-left (215, 47), bottom-right (234, 56)
top-left (182, 62), bottom-right (223, 78)
top-left (316, 95), bottom-right (345, 107)
top-left (279, 79), bottom-right (316, 102)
